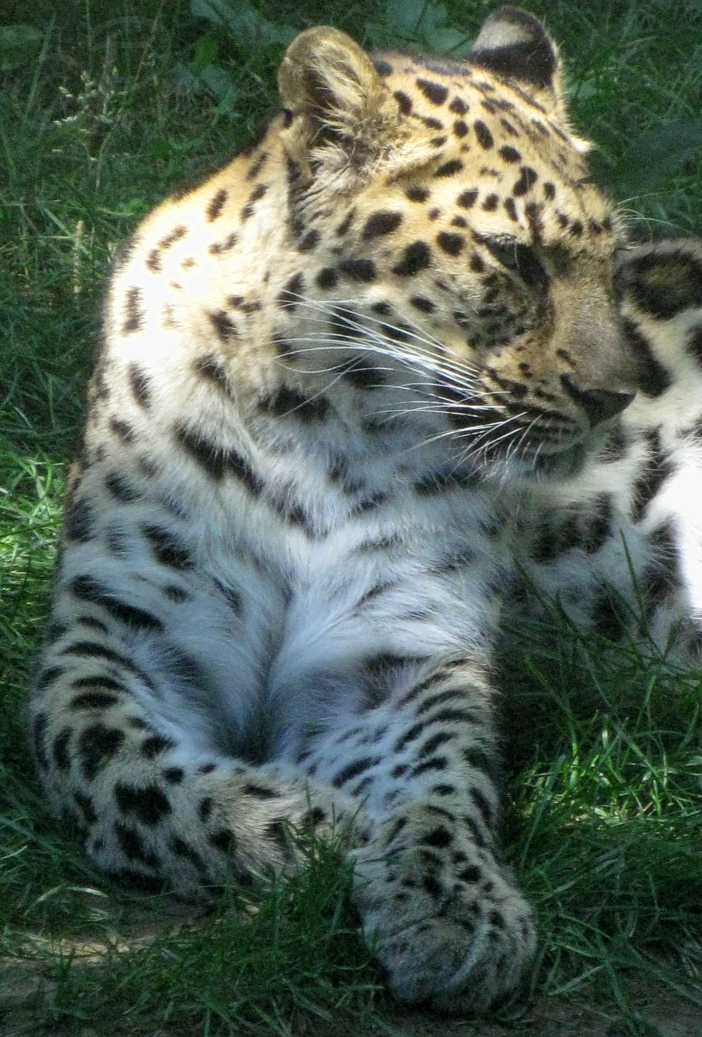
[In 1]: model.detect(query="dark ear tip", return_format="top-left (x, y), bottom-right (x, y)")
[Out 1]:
top-left (485, 5), bottom-right (549, 34)
top-left (616, 239), bottom-right (702, 320)
top-left (470, 5), bottom-right (557, 91)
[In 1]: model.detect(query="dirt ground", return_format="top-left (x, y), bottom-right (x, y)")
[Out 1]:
top-left (2, 961), bottom-right (700, 1037)
top-left (2, 897), bottom-right (700, 1037)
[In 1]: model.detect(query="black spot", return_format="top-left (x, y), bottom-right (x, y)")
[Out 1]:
top-left (332, 757), bottom-right (379, 787)
top-left (338, 258), bottom-right (377, 282)
top-left (406, 186), bottom-right (429, 203)
top-left (209, 829), bottom-right (235, 852)
top-left (599, 425), bottom-right (628, 463)
top-left (632, 430), bottom-right (673, 522)
top-left (53, 728), bottom-right (72, 771)
top-left (458, 864), bottom-right (482, 884)
top-left (159, 226), bottom-right (187, 249)
top-left (592, 587), bottom-right (629, 641)
top-left (499, 145), bottom-right (521, 163)
top-left (128, 364), bottom-right (152, 409)
top-left (335, 209), bottom-right (356, 236)
top-left (278, 272), bottom-right (305, 310)
top-left (474, 121), bottom-right (494, 149)
top-left (246, 150), bottom-right (268, 180)
top-left (104, 471), bottom-right (141, 503)
top-left (436, 231), bottom-right (464, 257)
top-left (544, 182), bottom-right (556, 200)
top-left (74, 790), bottom-right (97, 825)
top-left (79, 724), bottom-right (125, 780)
top-left (470, 787), bottom-right (494, 825)
top-left (361, 211), bottom-right (403, 239)
top-left (416, 79), bottom-right (448, 105)
top-left (453, 120), bottom-right (468, 138)
top-left (209, 232), bottom-right (239, 255)
top-left (65, 497), bottom-right (95, 542)
top-left (421, 825), bottom-right (453, 848)
top-left (163, 584), bottom-right (188, 603)
top-left (71, 575), bottom-right (163, 632)
top-left (193, 354), bottom-right (234, 395)
top-left (141, 734), bottom-right (177, 759)
top-left (686, 326), bottom-right (702, 366)
top-left (142, 524), bottom-right (193, 570)
top-left (449, 97), bottom-right (468, 114)
top-left (208, 310), bottom-right (238, 341)
top-left (199, 797), bottom-right (213, 821)
top-left (457, 189), bottom-right (478, 209)
top-left (316, 267), bottom-right (338, 291)
top-left (392, 241), bottom-right (431, 277)
top-left (174, 423), bottom-right (262, 494)
top-left (373, 59), bottom-right (393, 77)
top-left (115, 782), bottom-right (172, 825)
top-left (394, 90), bottom-right (412, 114)
top-left (115, 821), bottom-right (158, 865)
top-left (297, 228), bottom-right (319, 252)
top-left (272, 334), bottom-right (297, 360)
top-left (342, 361), bottom-right (384, 391)
top-left (261, 385), bottom-right (329, 422)
top-left (110, 419), bottom-right (137, 447)
top-left (70, 691), bottom-right (120, 711)
top-left (169, 836), bottom-right (206, 873)
top-left (622, 315), bottom-right (671, 396)
top-left (243, 783), bottom-right (279, 800)
top-left (206, 188), bottom-right (228, 222)
top-left (410, 296), bottom-right (435, 313)
top-left (413, 757), bottom-right (448, 775)
top-left (504, 197), bottom-right (518, 222)
top-left (122, 287), bottom-right (144, 334)
top-left (482, 194), bottom-right (499, 211)
top-left (328, 306), bottom-right (359, 341)
top-left (418, 732), bottom-right (453, 759)
top-left (434, 158), bottom-right (463, 178)
top-left (643, 522), bottom-right (680, 608)
top-left (163, 767), bottom-right (184, 784)
top-left (240, 183), bottom-right (268, 221)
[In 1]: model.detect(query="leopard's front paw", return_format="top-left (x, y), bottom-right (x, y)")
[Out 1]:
top-left (352, 815), bottom-right (536, 1012)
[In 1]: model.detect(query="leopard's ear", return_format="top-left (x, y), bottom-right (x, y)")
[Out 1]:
top-left (469, 6), bottom-right (567, 121)
top-left (278, 27), bottom-right (401, 185)
top-left (616, 240), bottom-right (702, 321)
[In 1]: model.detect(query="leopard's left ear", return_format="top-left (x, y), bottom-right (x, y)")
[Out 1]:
top-left (469, 6), bottom-right (570, 126)
top-left (278, 27), bottom-right (402, 185)
top-left (616, 240), bottom-right (702, 320)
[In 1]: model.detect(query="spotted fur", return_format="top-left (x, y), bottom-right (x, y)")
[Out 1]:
top-left (30, 6), bottom-right (702, 1013)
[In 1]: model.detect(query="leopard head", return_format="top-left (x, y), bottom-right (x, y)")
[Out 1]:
top-left (270, 6), bottom-right (639, 474)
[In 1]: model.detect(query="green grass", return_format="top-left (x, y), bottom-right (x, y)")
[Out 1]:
top-left (2, 1), bottom-right (702, 1034)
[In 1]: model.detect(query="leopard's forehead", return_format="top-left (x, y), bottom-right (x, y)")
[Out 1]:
top-left (319, 51), bottom-right (616, 254)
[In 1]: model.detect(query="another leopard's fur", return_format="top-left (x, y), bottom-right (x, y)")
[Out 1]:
top-left (30, 6), bottom-right (702, 1012)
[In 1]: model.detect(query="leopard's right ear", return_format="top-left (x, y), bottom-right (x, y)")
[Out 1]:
top-left (278, 27), bottom-right (402, 187)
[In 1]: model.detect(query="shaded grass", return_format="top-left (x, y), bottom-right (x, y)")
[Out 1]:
top-left (2, 0), bottom-right (702, 1033)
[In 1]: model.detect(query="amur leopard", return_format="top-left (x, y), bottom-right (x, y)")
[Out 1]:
top-left (31, 5), bottom-right (702, 1012)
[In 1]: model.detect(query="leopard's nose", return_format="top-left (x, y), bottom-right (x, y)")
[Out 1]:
top-left (561, 374), bottom-right (635, 426)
